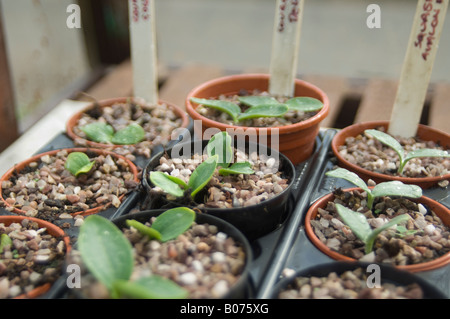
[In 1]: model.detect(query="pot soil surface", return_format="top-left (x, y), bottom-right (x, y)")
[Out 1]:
top-left (311, 188), bottom-right (450, 266)
top-left (0, 218), bottom-right (67, 298)
top-left (337, 126), bottom-right (449, 183)
top-left (278, 267), bottom-right (425, 299)
top-left (71, 99), bottom-right (185, 160)
top-left (148, 148), bottom-right (290, 209)
top-left (1, 149), bottom-right (138, 222)
top-left (70, 216), bottom-right (247, 299)
top-left (196, 89), bottom-right (320, 128)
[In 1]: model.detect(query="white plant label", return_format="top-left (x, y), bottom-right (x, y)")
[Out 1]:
top-left (128, 0), bottom-right (159, 105)
top-left (389, 0), bottom-right (448, 138)
top-left (269, 0), bottom-right (304, 97)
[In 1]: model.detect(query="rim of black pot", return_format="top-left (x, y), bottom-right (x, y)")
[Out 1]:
top-left (140, 138), bottom-right (296, 240)
top-left (270, 261), bottom-right (448, 299)
top-left (112, 209), bottom-right (254, 299)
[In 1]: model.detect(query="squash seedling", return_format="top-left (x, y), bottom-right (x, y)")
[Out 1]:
top-left (81, 122), bottom-right (146, 145)
top-left (190, 95), bottom-right (323, 123)
top-left (149, 132), bottom-right (254, 199)
top-left (64, 152), bottom-right (95, 177)
top-left (364, 129), bottom-right (450, 175)
top-left (325, 168), bottom-right (424, 254)
top-left (78, 207), bottom-right (196, 299)
top-left (325, 167), bottom-right (422, 210)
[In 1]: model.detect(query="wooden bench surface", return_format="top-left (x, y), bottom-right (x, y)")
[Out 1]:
top-left (78, 59), bottom-right (450, 134)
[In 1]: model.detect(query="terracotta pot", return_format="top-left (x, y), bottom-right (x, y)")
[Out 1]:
top-left (0, 215), bottom-right (71, 299)
top-left (66, 97), bottom-right (190, 149)
top-left (185, 73), bottom-right (330, 165)
top-left (271, 261), bottom-right (447, 299)
top-left (331, 121), bottom-right (450, 189)
top-left (141, 139), bottom-right (296, 241)
top-left (304, 188), bottom-right (450, 273)
top-left (0, 148), bottom-right (139, 216)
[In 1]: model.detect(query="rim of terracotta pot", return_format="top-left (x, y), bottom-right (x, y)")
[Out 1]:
top-left (0, 148), bottom-right (139, 217)
top-left (185, 73), bottom-right (330, 134)
top-left (66, 97), bottom-right (190, 149)
top-left (0, 215), bottom-right (71, 299)
top-left (304, 187), bottom-right (450, 273)
top-left (331, 121), bottom-right (450, 189)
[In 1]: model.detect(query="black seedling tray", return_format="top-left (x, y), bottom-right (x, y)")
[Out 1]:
top-left (1, 128), bottom-right (449, 299)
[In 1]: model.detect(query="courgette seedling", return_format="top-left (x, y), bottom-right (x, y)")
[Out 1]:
top-left (325, 167), bottom-right (424, 254)
top-left (64, 152), bottom-right (95, 177)
top-left (190, 95), bottom-right (323, 123)
top-left (325, 167), bottom-right (422, 210)
top-left (78, 207), bottom-right (195, 299)
top-left (149, 132), bottom-right (254, 199)
top-left (364, 129), bottom-right (450, 175)
top-left (81, 122), bottom-right (145, 145)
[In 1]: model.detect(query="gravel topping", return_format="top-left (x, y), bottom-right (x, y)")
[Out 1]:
top-left (338, 126), bottom-right (450, 178)
top-left (1, 149), bottom-right (138, 222)
top-left (149, 149), bottom-right (290, 209)
top-left (278, 267), bottom-right (425, 299)
top-left (0, 219), bottom-right (67, 298)
top-left (73, 99), bottom-right (185, 160)
top-left (311, 188), bottom-right (450, 266)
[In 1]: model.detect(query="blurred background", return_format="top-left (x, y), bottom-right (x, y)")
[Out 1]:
top-left (0, 0), bottom-right (449, 152)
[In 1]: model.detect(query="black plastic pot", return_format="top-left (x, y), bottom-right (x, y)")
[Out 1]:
top-left (141, 139), bottom-right (296, 241)
top-left (270, 261), bottom-right (448, 299)
top-left (113, 209), bottom-right (253, 299)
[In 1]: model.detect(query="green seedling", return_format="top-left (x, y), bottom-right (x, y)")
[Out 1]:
top-left (81, 122), bottom-right (145, 145)
top-left (150, 132), bottom-right (254, 199)
top-left (190, 95), bottom-right (323, 123)
top-left (0, 234), bottom-right (12, 254)
top-left (364, 129), bottom-right (450, 175)
top-left (64, 152), bottom-right (95, 177)
top-left (325, 167), bottom-right (422, 210)
top-left (335, 203), bottom-right (411, 254)
top-left (78, 207), bottom-right (196, 299)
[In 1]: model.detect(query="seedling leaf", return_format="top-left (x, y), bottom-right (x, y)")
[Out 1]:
top-left (335, 204), bottom-right (411, 254)
top-left (364, 214), bottom-right (411, 254)
top-left (112, 276), bottom-right (188, 299)
top-left (325, 168), bottom-right (371, 194)
top-left (207, 131), bottom-right (233, 167)
top-left (149, 171), bottom-right (187, 197)
top-left (365, 129), bottom-right (405, 163)
top-left (81, 122), bottom-right (114, 144)
top-left (111, 123), bottom-right (145, 145)
top-left (285, 97), bottom-right (324, 112)
top-left (335, 204), bottom-right (372, 244)
top-left (78, 215), bottom-right (134, 291)
top-left (404, 148), bottom-right (450, 162)
top-left (190, 97), bottom-right (240, 122)
top-left (219, 162), bottom-right (255, 176)
top-left (238, 96), bottom-right (280, 107)
top-left (237, 104), bottom-right (288, 121)
top-left (188, 155), bottom-right (218, 198)
top-left (150, 207), bottom-right (196, 242)
top-left (65, 152), bottom-right (95, 177)
top-left (371, 181), bottom-right (422, 200)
